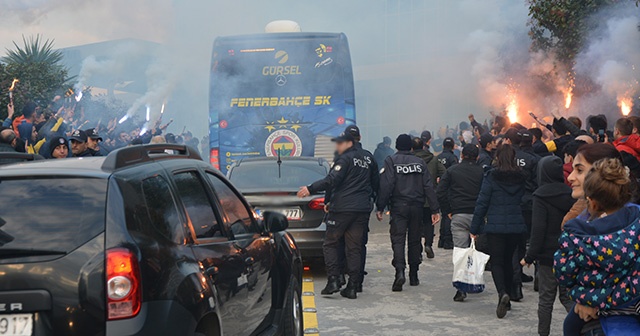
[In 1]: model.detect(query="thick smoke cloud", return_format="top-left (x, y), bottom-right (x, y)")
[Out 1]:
top-left (0, 1), bottom-right (637, 149)
top-left (0, 0), bottom-right (534, 148)
top-left (575, 6), bottom-right (640, 116)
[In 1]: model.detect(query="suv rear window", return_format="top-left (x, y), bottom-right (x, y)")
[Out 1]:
top-left (0, 177), bottom-right (107, 256)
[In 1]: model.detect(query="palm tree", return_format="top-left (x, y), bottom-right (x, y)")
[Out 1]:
top-left (0, 35), bottom-right (70, 119)
top-left (2, 35), bottom-right (64, 67)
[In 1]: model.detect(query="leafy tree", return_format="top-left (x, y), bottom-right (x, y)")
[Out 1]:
top-left (527, 0), bottom-right (630, 67)
top-left (0, 35), bottom-right (71, 119)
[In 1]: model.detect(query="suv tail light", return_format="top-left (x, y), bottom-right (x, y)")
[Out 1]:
top-left (308, 197), bottom-right (325, 210)
top-left (106, 248), bottom-right (141, 320)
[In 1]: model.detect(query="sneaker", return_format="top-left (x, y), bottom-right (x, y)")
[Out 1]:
top-left (453, 290), bottom-right (467, 302)
top-left (496, 294), bottom-right (510, 318)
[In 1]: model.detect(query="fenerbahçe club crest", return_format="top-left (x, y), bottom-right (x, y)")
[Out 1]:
top-left (265, 129), bottom-right (303, 157)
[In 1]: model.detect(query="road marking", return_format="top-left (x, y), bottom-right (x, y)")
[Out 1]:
top-left (302, 271), bottom-right (320, 335)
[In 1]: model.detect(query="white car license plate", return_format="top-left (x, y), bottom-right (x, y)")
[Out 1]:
top-left (0, 314), bottom-right (33, 336)
top-left (282, 208), bottom-right (302, 220)
top-left (257, 208), bottom-right (302, 220)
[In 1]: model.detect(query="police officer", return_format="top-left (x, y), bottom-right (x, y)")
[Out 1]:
top-left (438, 137), bottom-right (459, 169)
top-left (376, 134), bottom-right (440, 292)
top-left (344, 125), bottom-right (376, 292)
top-left (298, 131), bottom-right (378, 299)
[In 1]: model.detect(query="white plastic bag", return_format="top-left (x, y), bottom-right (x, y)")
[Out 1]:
top-left (452, 238), bottom-right (490, 293)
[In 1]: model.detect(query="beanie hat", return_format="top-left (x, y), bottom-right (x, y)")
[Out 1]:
top-left (49, 136), bottom-right (68, 157)
top-left (396, 134), bottom-right (413, 151)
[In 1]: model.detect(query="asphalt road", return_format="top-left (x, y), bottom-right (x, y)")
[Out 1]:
top-left (304, 215), bottom-right (567, 336)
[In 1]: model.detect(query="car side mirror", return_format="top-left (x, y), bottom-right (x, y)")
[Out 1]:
top-left (262, 211), bottom-right (289, 233)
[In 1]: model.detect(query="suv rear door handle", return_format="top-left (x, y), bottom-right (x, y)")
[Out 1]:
top-left (244, 257), bottom-right (255, 265)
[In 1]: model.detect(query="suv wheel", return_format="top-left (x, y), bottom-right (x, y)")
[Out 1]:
top-left (283, 276), bottom-right (303, 336)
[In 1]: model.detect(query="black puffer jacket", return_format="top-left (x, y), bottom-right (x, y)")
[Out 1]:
top-left (524, 156), bottom-right (576, 266)
top-left (470, 169), bottom-right (527, 235)
top-left (436, 159), bottom-right (484, 215)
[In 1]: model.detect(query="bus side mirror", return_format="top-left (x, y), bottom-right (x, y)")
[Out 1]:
top-left (262, 211), bottom-right (289, 233)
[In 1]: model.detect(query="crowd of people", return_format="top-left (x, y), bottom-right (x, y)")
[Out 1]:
top-left (0, 98), bottom-right (208, 162)
top-left (305, 111), bottom-right (640, 336)
top-left (3, 91), bottom-right (640, 335)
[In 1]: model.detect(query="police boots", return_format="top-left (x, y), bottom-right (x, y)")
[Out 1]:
top-left (409, 265), bottom-right (419, 286)
top-left (392, 268), bottom-right (405, 292)
top-left (340, 281), bottom-right (358, 299)
top-left (321, 275), bottom-right (341, 295)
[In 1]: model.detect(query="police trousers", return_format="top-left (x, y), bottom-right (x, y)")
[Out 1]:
top-left (323, 212), bottom-right (369, 284)
top-left (389, 205), bottom-right (423, 269)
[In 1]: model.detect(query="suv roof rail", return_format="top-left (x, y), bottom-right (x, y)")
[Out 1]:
top-left (102, 144), bottom-right (202, 171)
top-left (0, 152), bottom-right (45, 164)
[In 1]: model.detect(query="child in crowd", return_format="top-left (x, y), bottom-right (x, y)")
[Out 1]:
top-left (555, 158), bottom-right (640, 335)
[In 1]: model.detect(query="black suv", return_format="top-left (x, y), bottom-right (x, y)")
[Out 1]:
top-left (0, 145), bottom-right (303, 336)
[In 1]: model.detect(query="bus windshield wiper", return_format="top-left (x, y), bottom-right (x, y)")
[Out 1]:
top-left (0, 248), bottom-right (66, 258)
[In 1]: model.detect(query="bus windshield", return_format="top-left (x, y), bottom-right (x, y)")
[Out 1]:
top-left (209, 33), bottom-right (355, 173)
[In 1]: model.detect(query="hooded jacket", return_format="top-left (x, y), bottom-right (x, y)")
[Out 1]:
top-left (524, 156), bottom-right (576, 266)
top-left (555, 205), bottom-right (640, 311)
top-left (414, 148), bottom-right (446, 208)
top-left (613, 134), bottom-right (640, 162)
top-left (374, 143), bottom-right (394, 169)
top-left (414, 148), bottom-right (445, 184)
top-left (470, 169), bottom-right (527, 235)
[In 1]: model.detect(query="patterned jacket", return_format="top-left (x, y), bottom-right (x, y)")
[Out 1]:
top-left (554, 205), bottom-right (640, 311)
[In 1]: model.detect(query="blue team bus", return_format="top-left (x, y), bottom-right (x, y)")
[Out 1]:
top-left (209, 32), bottom-right (356, 173)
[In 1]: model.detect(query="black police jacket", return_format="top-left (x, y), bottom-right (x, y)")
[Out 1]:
top-left (436, 159), bottom-right (484, 215)
top-left (478, 148), bottom-right (493, 172)
top-left (74, 149), bottom-right (94, 157)
top-left (437, 149), bottom-right (459, 169)
top-left (308, 146), bottom-right (378, 213)
top-left (376, 151), bottom-right (440, 212)
top-left (515, 147), bottom-right (539, 207)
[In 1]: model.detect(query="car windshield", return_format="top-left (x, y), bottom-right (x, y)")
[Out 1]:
top-left (0, 177), bottom-right (107, 258)
top-left (229, 160), bottom-right (327, 191)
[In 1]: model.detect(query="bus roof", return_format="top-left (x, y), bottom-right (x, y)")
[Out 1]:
top-left (214, 32), bottom-right (348, 46)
